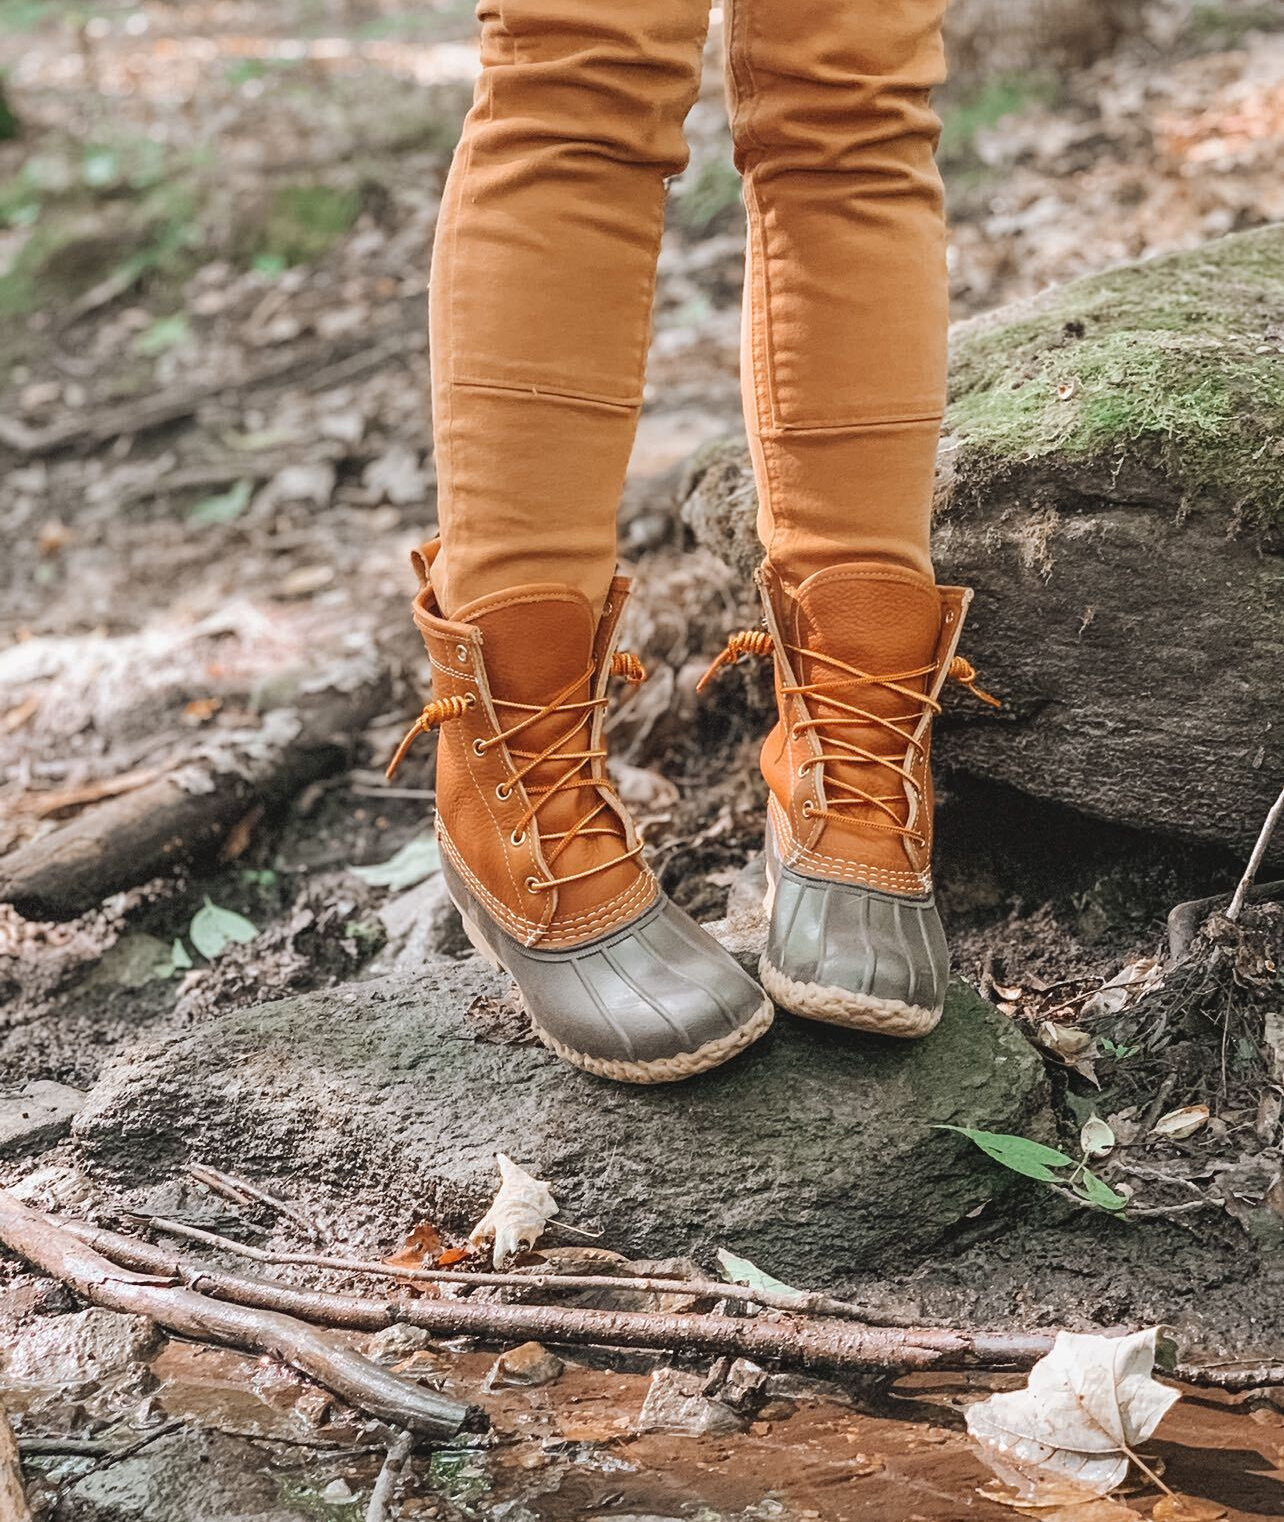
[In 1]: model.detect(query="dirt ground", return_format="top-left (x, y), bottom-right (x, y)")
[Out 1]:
top-left (2, 2), bottom-right (1284, 1518)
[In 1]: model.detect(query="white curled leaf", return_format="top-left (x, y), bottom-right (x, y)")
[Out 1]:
top-left (1080, 1117), bottom-right (1116, 1158)
top-left (1152, 1105), bottom-right (1209, 1141)
top-left (468, 1154), bottom-right (558, 1268)
top-left (965, 1327), bottom-right (1180, 1500)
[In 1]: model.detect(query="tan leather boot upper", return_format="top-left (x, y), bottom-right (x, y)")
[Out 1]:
top-left (397, 541), bottom-right (658, 950)
top-left (755, 560), bottom-right (979, 895)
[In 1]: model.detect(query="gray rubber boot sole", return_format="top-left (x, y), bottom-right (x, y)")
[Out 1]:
top-left (441, 855), bottom-right (773, 1083)
top-left (759, 821), bottom-right (947, 1039)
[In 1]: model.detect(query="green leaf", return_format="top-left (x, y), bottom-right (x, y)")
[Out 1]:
top-left (170, 938), bottom-right (192, 972)
top-left (188, 479), bottom-right (252, 527)
top-left (189, 897), bottom-right (258, 960)
top-left (935, 1124), bottom-right (1076, 1182)
top-left (1075, 1168), bottom-right (1129, 1212)
top-left (350, 834), bottom-right (440, 891)
top-left (134, 313), bottom-right (190, 357)
top-left (716, 1248), bottom-right (807, 1304)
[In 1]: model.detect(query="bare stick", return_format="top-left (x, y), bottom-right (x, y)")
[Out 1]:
top-left (187, 1164), bottom-right (321, 1242)
top-left (59, 1215), bottom-right (1055, 1378)
top-left (0, 1193), bottom-right (474, 1439)
top-left (62, 1218), bottom-right (1284, 1393)
top-left (0, 1399), bottom-right (33, 1522)
top-left (1227, 783), bottom-right (1284, 921)
top-left (366, 1431), bottom-right (415, 1522)
top-left (140, 1215), bottom-right (919, 1327)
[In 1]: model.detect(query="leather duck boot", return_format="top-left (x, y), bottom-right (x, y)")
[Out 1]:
top-left (388, 541), bottom-right (774, 1083)
top-left (701, 561), bottom-right (998, 1038)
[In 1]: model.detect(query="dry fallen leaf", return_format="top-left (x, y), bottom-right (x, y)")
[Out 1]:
top-left (980, 1480), bottom-right (1136, 1518)
top-left (1151, 1496), bottom-right (1227, 1521)
top-left (469, 1153), bottom-right (559, 1268)
top-left (966, 1327), bottom-right (1180, 1500)
top-left (1152, 1105), bottom-right (1210, 1140)
top-left (384, 1220), bottom-right (445, 1270)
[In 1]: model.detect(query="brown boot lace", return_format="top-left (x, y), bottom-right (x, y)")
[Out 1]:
top-left (386, 652), bottom-right (648, 892)
top-left (698, 633), bottom-right (999, 847)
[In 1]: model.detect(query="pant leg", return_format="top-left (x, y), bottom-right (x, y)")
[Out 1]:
top-left (430, 0), bottom-right (712, 617)
top-left (723, 0), bottom-right (949, 583)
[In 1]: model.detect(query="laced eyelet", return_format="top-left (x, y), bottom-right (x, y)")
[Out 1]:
top-left (456, 643), bottom-right (469, 662)
top-left (496, 783), bottom-right (512, 801)
top-left (797, 762), bottom-right (810, 778)
top-left (510, 829), bottom-right (526, 847)
top-left (801, 799), bottom-right (815, 818)
top-left (525, 875), bottom-right (542, 893)
top-left (472, 738), bottom-right (486, 756)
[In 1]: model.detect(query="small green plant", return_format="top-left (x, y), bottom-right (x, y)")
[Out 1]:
top-left (938, 72), bottom-right (1058, 164)
top-left (938, 1123), bottom-right (1128, 1214)
top-left (1100, 1037), bottom-right (1141, 1061)
top-left (677, 154), bottom-right (743, 233)
top-left (189, 897), bottom-right (258, 960)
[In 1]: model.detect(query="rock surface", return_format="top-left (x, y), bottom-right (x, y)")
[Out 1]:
top-left (0, 1079), bottom-right (86, 1157)
top-left (72, 952), bottom-right (1049, 1287)
top-left (683, 228), bottom-right (1284, 855)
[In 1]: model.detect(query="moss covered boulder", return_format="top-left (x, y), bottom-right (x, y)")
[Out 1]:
top-left (684, 228), bottom-right (1284, 852)
top-left (71, 961), bottom-right (1049, 1287)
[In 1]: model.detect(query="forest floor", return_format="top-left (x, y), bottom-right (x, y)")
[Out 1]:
top-left (2, 2), bottom-right (1284, 1519)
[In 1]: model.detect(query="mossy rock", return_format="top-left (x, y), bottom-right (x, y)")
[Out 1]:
top-left (683, 228), bottom-right (1284, 852)
top-left (946, 226), bottom-right (1284, 536)
top-left (71, 962), bottom-right (1050, 1287)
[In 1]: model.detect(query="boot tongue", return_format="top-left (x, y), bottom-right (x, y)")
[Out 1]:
top-left (455, 585), bottom-right (627, 856)
top-left (791, 566), bottom-right (943, 827)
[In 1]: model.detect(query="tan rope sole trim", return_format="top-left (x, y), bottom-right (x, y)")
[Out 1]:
top-left (529, 997), bottom-right (774, 1085)
top-left (759, 955), bottom-right (941, 1040)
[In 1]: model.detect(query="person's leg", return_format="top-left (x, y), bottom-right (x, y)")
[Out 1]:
top-left (429, 0), bottom-right (712, 618)
top-left (724, 0), bottom-right (948, 582)
top-left (403, 0), bottom-right (773, 1082)
top-left (707, 0), bottom-right (998, 1037)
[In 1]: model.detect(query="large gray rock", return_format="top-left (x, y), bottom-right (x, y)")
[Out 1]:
top-left (684, 229), bottom-right (1284, 855)
top-left (72, 959), bottom-right (1049, 1287)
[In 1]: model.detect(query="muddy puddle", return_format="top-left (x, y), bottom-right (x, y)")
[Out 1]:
top-left (13, 1340), bottom-right (1284, 1521)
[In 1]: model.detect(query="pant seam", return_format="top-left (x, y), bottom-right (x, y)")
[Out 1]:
top-left (449, 376), bottom-right (644, 411)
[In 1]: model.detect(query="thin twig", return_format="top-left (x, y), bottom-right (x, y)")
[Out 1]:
top-left (188, 1164), bottom-right (321, 1242)
top-left (54, 1216), bottom-right (1284, 1391)
top-left (0, 1193), bottom-right (474, 1439)
top-left (55, 1423), bottom-right (183, 1497)
top-left (1227, 783), bottom-right (1284, 921)
top-left (140, 1215), bottom-right (919, 1327)
top-left (0, 1399), bottom-right (32, 1522)
top-left (366, 1431), bottom-right (415, 1522)
top-left (59, 1216), bottom-right (1062, 1377)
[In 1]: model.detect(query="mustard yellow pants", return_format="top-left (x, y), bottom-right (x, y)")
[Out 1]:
top-left (429, 0), bottom-right (949, 616)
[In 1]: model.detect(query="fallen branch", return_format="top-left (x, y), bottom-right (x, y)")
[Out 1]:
top-left (1227, 782), bottom-right (1284, 921)
top-left (0, 315), bottom-right (421, 460)
top-left (0, 1399), bottom-right (32, 1522)
top-left (61, 1214), bottom-right (1054, 1378)
top-left (0, 1193), bottom-right (475, 1439)
top-left (59, 1216), bottom-right (1284, 1392)
top-left (0, 657), bottom-right (389, 920)
top-left (366, 1431), bottom-right (414, 1522)
top-left (140, 1215), bottom-right (921, 1327)
top-left (187, 1164), bottom-right (321, 1242)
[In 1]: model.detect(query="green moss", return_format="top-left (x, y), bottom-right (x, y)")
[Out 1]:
top-left (946, 227), bottom-right (1284, 530)
top-left (255, 183), bottom-right (363, 267)
top-left (938, 72), bottom-right (1058, 166)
